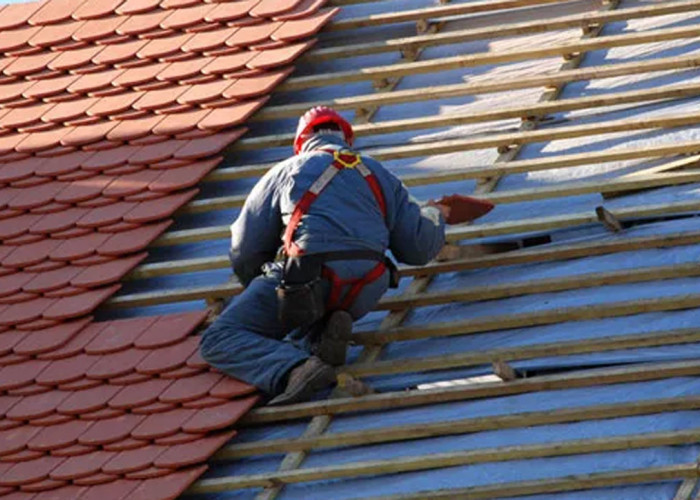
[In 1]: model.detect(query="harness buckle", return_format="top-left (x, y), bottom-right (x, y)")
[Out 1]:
top-left (333, 150), bottom-right (362, 169)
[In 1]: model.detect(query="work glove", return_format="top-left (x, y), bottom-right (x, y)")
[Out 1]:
top-left (433, 194), bottom-right (494, 225)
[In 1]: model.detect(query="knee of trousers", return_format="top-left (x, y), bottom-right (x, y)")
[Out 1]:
top-left (199, 322), bottom-right (233, 363)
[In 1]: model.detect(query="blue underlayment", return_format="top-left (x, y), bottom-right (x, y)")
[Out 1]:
top-left (190, 481), bottom-right (683, 500)
top-left (195, 376), bottom-right (700, 499)
top-left (116, 2), bottom-right (700, 497)
top-left (277, 448), bottom-right (698, 500)
top-left (497, 484), bottom-right (685, 500)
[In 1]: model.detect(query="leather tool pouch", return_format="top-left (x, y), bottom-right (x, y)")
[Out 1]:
top-left (276, 256), bottom-right (325, 330)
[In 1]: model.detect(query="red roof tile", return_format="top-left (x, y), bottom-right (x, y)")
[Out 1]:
top-left (76, 478), bottom-right (140, 500)
top-left (35, 355), bottom-right (97, 386)
top-left (131, 407), bottom-right (197, 440)
top-left (28, 419), bottom-right (92, 452)
top-left (103, 444), bottom-right (166, 475)
top-left (251, 0), bottom-right (304, 18)
top-left (109, 378), bottom-right (173, 410)
top-left (15, 318), bottom-right (91, 356)
top-left (73, 0), bottom-right (124, 20)
top-left (85, 317), bottom-right (156, 355)
top-left (130, 464), bottom-right (206, 499)
top-left (5, 390), bottom-right (68, 421)
top-left (29, 0), bottom-right (87, 26)
top-left (21, 477), bottom-right (69, 492)
top-left (155, 429), bottom-right (234, 469)
top-left (159, 371), bottom-right (223, 404)
top-left (0, 455), bottom-right (65, 487)
top-left (0, 0), bottom-right (335, 495)
top-left (71, 472), bottom-right (116, 485)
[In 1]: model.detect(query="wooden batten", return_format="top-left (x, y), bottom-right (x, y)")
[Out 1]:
top-left (346, 327), bottom-right (700, 378)
top-left (181, 165), bottom-right (700, 216)
top-left (122, 219), bottom-right (700, 307)
top-left (194, 429), bottom-right (700, 491)
top-left (243, 359), bottom-right (700, 423)
top-left (352, 293), bottom-right (700, 344)
top-left (354, 464), bottom-right (697, 500)
top-left (277, 26), bottom-right (700, 91)
top-left (325, 0), bottom-right (571, 32)
top-left (308, 0), bottom-right (700, 62)
top-left (114, 251), bottom-right (700, 308)
top-left (231, 84), bottom-right (700, 152)
top-left (221, 393), bottom-right (700, 458)
top-left (254, 55), bottom-right (700, 120)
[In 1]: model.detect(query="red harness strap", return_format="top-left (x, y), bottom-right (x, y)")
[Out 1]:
top-left (322, 261), bottom-right (386, 311)
top-left (283, 148), bottom-right (388, 311)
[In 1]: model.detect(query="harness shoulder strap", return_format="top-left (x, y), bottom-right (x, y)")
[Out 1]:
top-left (283, 149), bottom-right (387, 257)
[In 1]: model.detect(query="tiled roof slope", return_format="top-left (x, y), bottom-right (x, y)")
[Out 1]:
top-left (0, 0), bottom-right (337, 497)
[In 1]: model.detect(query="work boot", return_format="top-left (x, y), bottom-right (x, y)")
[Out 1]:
top-left (316, 310), bottom-right (352, 367)
top-left (268, 356), bottom-right (336, 406)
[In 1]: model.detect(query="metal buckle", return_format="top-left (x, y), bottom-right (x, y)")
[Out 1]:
top-left (333, 150), bottom-right (361, 169)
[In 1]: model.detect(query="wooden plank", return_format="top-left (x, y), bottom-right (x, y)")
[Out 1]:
top-left (152, 225), bottom-right (228, 247)
top-left (602, 154), bottom-right (700, 199)
top-left (345, 0), bottom-right (453, 127)
top-left (347, 327), bottom-right (700, 378)
top-left (278, 26), bottom-right (700, 91)
top-left (596, 206), bottom-right (623, 232)
top-left (414, 229), bottom-right (700, 276)
top-left (378, 262), bottom-right (700, 311)
top-left (486, 171), bottom-right (700, 204)
top-left (353, 293), bottom-right (700, 345)
top-left (127, 255), bottom-right (230, 280)
top-left (355, 464), bottom-right (697, 500)
top-left (307, 0), bottom-right (700, 61)
top-left (231, 83), bottom-right (700, 152)
top-left (110, 236), bottom-right (700, 311)
top-left (243, 359), bottom-right (700, 424)
top-left (153, 186), bottom-right (700, 248)
top-left (120, 224), bottom-right (700, 306)
top-left (143, 199), bottom-right (700, 283)
top-left (199, 428), bottom-right (700, 491)
top-left (105, 281), bottom-right (240, 308)
top-left (221, 393), bottom-right (700, 458)
top-left (674, 479), bottom-right (697, 500)
top-left (445, 198), bottom-right (700, 241)
top-left (343, 113), bottom-right (700, 163)
top-left (182, 164), bottom-right (700, 215)
top-left (325, 0), bottom-right (569, 32)
top-left (253, 416), bottom-right (332, 500)
top-left (474, 0), bottom-right (619, 194)
top-left (255, 54), bottom-right (700, 120)
top-left (612, 153), bottom-right (700, 179)
top-left (222, 138), bottom-right (700, 184)
top-left (116, 237), bottom-right (700, 309)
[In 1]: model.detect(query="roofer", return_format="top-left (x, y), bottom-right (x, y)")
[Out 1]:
top-left (199, 106), bottom-right (493, 405)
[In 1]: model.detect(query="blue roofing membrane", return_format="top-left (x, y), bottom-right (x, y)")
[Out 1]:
top-left (109, 0), bottom-right (700, 497)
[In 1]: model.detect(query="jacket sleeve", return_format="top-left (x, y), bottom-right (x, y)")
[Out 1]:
top-left (229, 164), bottom-right (285, 286)
top-left (384, 170), bottom-right (446, 266)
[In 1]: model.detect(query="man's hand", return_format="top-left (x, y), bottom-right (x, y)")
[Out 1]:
top-left (426, 199), bottom-right (451, 221)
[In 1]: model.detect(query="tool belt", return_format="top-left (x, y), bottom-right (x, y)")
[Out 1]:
top-left (276, 250), bottom-right (399, 330)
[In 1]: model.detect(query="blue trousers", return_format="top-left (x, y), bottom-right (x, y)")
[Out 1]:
top-left (200, 261), bottom-right (389, 395)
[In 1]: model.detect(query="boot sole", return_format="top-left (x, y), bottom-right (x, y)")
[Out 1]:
top-left (317, 311), bottom-right (352, 367)
top-left (267, 365), bottom-right (336, 406)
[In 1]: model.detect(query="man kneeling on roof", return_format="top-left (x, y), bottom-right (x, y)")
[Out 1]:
top-left (200, 106), bottom-right (494, 405)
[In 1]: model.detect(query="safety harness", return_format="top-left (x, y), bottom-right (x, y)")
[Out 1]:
top-left (282, 148), bottom-right (390, 311)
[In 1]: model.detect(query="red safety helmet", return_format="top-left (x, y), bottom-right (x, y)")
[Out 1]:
top-left (294, 106), bottom-right (354, 154)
